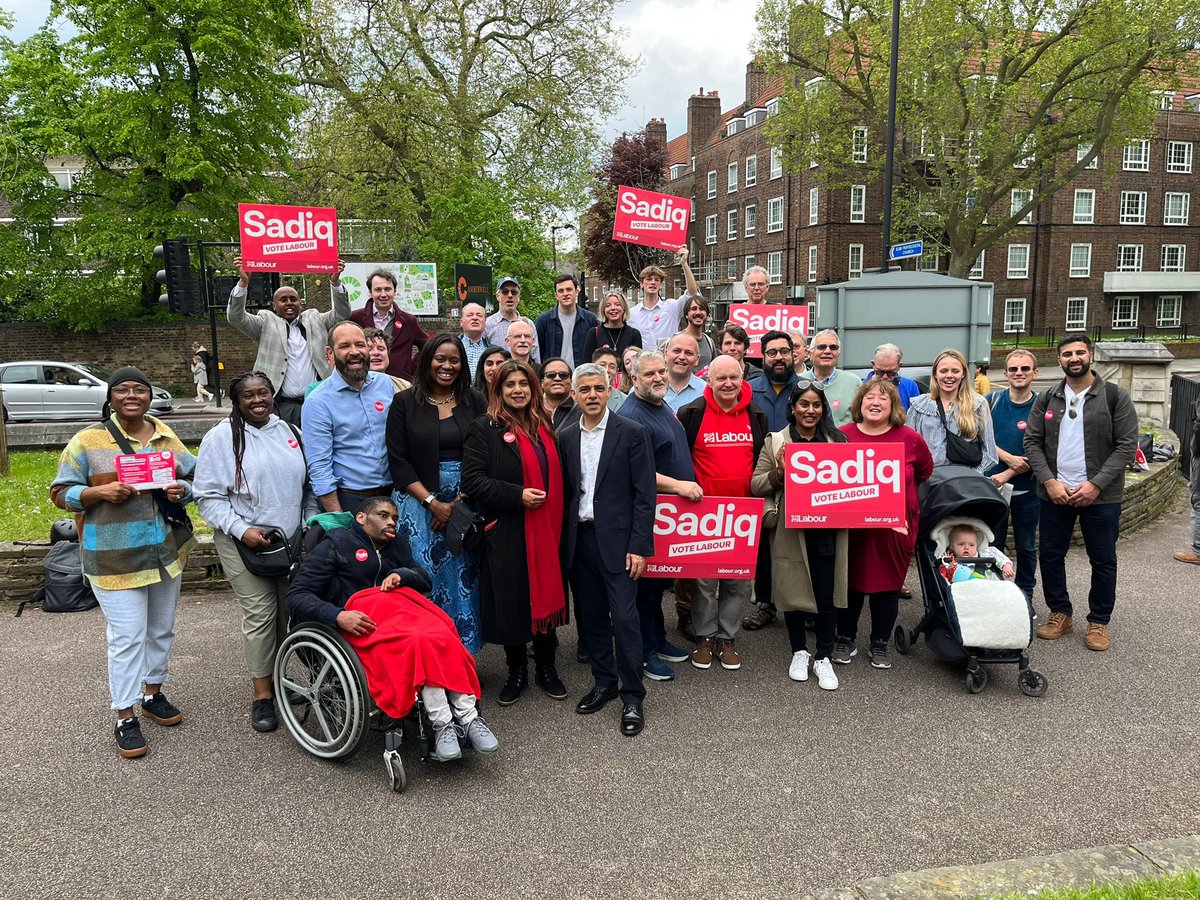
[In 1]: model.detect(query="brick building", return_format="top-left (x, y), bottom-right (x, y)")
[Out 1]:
top-left (603, 60), bottom-right (1200, 338)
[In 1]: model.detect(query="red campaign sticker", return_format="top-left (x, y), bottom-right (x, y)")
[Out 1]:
top-left (288, 438), bottom-right (299, 448)
top-left (832, 400), bottom-right (842, 408)
top-left (503, 432), bottom-right (516, 443)
top-left (355, 549), bottom-right (369, 562)
top-left (1045, 410), bottom-right (1054, 420)
top-left (1017, 421), bottom-right (1027, 430)
top-left (374, 401), bottom-right (385, 412)
top-left (653, 315), bottom-right (660, 324)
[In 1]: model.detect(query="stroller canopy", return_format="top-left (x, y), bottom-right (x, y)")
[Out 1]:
top-left (918, 465), bottom-right (1008, 540)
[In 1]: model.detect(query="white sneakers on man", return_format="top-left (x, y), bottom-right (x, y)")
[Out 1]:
top-left (813, 657), bottom-right (839, 691)
top-left (788, 650), bottom-right (811, 682)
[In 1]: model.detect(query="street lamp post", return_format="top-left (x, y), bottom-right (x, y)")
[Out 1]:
top-left (879, 0), bottom-right (901, 272)
top-left (551, 223), bottom-right (575, 271)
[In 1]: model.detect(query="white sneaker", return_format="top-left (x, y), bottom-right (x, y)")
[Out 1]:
top-left (788, 650), bottom-right (811, 682)
top-left (813, 657), bottom-right (839, 691)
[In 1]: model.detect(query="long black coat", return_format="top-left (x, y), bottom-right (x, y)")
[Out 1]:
top-left (461, 417), bottom-right (566, 645)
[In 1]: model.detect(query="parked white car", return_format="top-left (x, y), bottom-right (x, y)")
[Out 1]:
top-left (0, 361), bottom-right (174, 422)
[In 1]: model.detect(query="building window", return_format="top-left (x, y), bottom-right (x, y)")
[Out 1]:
top-left (1157, 91), bottom-right (1176, 110)
top-left (969, 251), bottom-right (985, 279)
top-left (1120, 191), bottom-right (1147, 225)
top-left (1011, 189), bottom-right (1033, 224)
top-left (727, 257), bottom-right (738, 280)
top-left (1123, 140), bottom-right (1150, 171)
top-left (808, 188), bottom-right (818, 225)
top-left (745, 155), bottom-right (757, 186)
top-left (705, 214), bottom-right (717, 245)
top-left (850, 185), bottom-right (866, 223)
top-left (1073, 190), bottom-right (1095, 224)
top-left (852, 126), bottom-right (868, 164)
top-left (1162, 244), bottom-right (1186, 272)
top-left (1069, 244), bottom-right (1091, 278)
top-left (744, 255), bottom-right (756, 272)
top-left (670, 163), bottom-right (689, 180)
top-left (918, 252), bottom-right (940, 272)
top-left (767, 251), bottom-right (783, 285)
top-left (770, 147), bottom-right (783, 179)
top-left (727, 162), bottom-right (738, 193)
top-left (1167, 141), bottom-right (1193, 174)
top-left (1112, 296), bottom-right (1139, 329)
top-left (690, 199), bottom-right (695, 222)
top-left (767, 98), bottom-right (780, 117)
top-left (848, 244), bottom-right (864, 279)
top-left (1164, 192), bottom-right (1190, 226)
top-left (1157, 296), bottom-right (1182, 328)
top-left (1003, 298), bottom-right (1026, 333)
top-left (807, 245), bottom-right (817, 282)
top-left (1014, 136), bottom-right (1034, 169)
top-left (1065, 297), bottom-right (1088, 331)
top-left (1117, 244), bottom-right (1143, 272)
top-left (707, 170), bottom-right (717, 199)
top-left (727, 207), bottom-right (738, 240)
top-left (768, 197), bottom-right (784, 233)
top-left (744, 203), bottom-right (757, 237)
top-left (1007, 244), bottom-right (1029, 278)
top-left (1077, 143), bottom-right (1098, 170)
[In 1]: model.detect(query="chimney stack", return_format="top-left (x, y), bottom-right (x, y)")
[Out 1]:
top-left (645, 117), bottom-right (667, 148)
top-left (687, 89), bottom-right (722, 160)
top-left (746, 59), bottom-right (768, 105)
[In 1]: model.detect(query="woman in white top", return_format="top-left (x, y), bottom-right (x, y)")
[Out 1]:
top-left (907, 348), bottom-right (998, 474)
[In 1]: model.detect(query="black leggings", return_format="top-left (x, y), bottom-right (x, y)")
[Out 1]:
top-left (782, 544), bottom-right (837, 660)
top-left (504, 631), bottom-right (556, 670)
top-left (837, 589), bottom-right (900, 645)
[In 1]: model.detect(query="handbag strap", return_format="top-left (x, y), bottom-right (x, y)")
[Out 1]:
top-left (103, 419), bottom-right (182, 527)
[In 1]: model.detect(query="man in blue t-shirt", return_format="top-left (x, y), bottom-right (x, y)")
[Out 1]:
top-left (617, 348), bottom-right (705, 680)
top-left (987, 349), bottom-right (1040, 600)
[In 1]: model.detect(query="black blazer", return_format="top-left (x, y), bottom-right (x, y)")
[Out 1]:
top-left (559, 413), bottom-right (656, 574)
top-left (386, 388), bottom-right (487, 491)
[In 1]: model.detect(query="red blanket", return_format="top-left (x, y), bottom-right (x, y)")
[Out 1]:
top-left (344, 587), bottom-right (481, 719)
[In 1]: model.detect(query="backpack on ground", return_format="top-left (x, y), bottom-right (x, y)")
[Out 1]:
top-left (16, 540), bottom-right (98, 617)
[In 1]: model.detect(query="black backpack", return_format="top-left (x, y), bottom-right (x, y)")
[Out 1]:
top-left (16, 541), bottom-right (98, 617)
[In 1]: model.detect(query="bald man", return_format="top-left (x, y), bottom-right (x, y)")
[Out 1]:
top-left (228, 255), bottom-right (351, 427)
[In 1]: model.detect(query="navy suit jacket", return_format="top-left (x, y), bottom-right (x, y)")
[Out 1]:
top-left (559, 412), bottom-right (656, 575)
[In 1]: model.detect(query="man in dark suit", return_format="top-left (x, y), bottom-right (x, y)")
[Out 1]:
top-left (560, 362), bottom-right (656, 736)
top-left (348, 268), bottom-right (428, 380)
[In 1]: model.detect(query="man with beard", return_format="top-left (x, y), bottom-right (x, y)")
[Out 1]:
top-left (679, 295), bottom-right (717, 371)
top-left (743, 331), bottom-right (800, 631)
top-left (806, 328), bottom-right (862, 427)
top-left (302, 322), bottom-right (398, 514)
top-left (617, 349), bottom-right (703, 680)
top-left (227, 256), bottom-right (350, 428)
top-left (485, 276), bottom-right (541, 363)
top-left (1024, 334), bottom-right (1138, 652)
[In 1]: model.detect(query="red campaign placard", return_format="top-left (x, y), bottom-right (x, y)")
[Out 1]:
top-left (114, 451), bottom-right (176, 491)
top-left (611, 186), bottom-right (692, 252)
top-left (727, 304), bottom-right (810, 357)
top-left (644, 495), bottom-right (764, 579)
top-left (238, 203), bottom-right (339, 273)
top-left (784, 442), bottom-right (906, 528)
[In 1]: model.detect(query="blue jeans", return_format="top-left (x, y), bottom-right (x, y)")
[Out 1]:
top-left (1038, 499), bottom-right (1121, 625)
top-left (993, 489), bottom-right (1039, 600)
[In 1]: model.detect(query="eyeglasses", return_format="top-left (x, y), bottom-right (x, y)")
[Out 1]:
top-left (1006, 365), bottom-right (1033, 373)
top-left (763, 348), bottom-right (792, 359)
top-left (111, 386), bottom-right (151, 397)
top-left (500, 288), bottom-right (519, 296)
top-left (814, 343), bottom-right (840, 352)
top-left (543, 371), bottom-right (571, 380)
top-left (1068, 395), bottom-right (1082, 419)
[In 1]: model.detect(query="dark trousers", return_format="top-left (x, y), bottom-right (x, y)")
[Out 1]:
top-left (504, 632), bottom-right (556, 669)
top-left (754, 526), bottom-right (773, 610)
top-left (275, 395), bottom-right (304, 428)
top-left (636, 577), bottom-right (668, 659)
top-left (1038, 499), bottom-right (1120, 625)
top-left (838, 589), bottom-right (900, 644)
top-left (993, 489), bottom-right (1039, 600)
top-left (336, 486), bottom-right (391, 515)
top-left (782, 547), bottom-right (837, 659)
top-left (572, 526), bottom-right (645, 705)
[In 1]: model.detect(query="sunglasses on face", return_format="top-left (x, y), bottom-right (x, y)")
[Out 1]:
top-left (873, 369), bottom-right (899, 379)
top-left (1006, 365), bottom-right (1033, 373)
top-left (500, 288), bottom-right (519, 296)
top-left (543, 371), bottom-right (571, 380)
top-left (814, 343), bottom-right (840, 352)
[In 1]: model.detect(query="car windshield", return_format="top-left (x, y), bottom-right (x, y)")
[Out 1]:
top-left (76, 364), bottom-right (111, 379)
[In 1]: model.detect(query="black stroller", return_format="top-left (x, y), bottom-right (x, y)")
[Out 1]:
top-left (894, 465), bottom-right (1049, 697)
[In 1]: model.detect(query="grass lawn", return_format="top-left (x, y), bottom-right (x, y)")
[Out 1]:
top-left (998, 871), bottom-right (1200, 899)
top-left (0, 448), bottom-right (210, 542)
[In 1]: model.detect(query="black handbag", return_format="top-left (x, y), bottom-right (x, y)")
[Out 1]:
top-left (935, 397), bottom-right (984, 468)
top-left (234, 526), bottom-right (302, 579)
top-left (445, 500), bottom-right (485, 556)
top-left (103, 420), bottom-right (194, 534)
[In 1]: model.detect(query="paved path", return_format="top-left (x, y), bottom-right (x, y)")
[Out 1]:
top-left (2, 504), bottom-right (1198, 899)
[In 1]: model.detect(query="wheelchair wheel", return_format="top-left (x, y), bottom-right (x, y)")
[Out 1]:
top-left (274, 624), bottom-right (371, 760)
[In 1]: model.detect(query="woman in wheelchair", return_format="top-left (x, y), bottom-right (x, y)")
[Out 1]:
top-left (286, 497), bottom-right (499, 761)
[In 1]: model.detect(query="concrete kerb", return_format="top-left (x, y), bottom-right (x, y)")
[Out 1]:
top-left (804, 835), bottom-right (1200, 899)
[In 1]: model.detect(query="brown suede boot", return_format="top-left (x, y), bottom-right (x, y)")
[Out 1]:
top-left (1085, 622), bottom-right (1110, 651)
top-left (1036, 611), bottom-right (1073, 640)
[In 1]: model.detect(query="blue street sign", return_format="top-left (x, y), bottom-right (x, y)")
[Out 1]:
top-left (889, 239), bottom-right (924, 260)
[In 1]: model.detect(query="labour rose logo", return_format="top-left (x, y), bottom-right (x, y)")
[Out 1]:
top-left (355, 549), bottom-right (368, 562)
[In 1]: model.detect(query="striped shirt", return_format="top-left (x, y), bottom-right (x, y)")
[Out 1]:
top-left (51, 416), bottom-right (197, 591)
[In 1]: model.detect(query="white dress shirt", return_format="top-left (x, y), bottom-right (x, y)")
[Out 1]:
top-left (577, 408), bottom-right (610, 522)
top-left (280, 320), bottom-right (318, 398)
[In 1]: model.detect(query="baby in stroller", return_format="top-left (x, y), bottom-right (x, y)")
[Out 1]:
top-left (939, 521), bottom-right (1014, 583)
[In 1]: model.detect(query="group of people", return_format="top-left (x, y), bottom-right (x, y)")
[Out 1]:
top-left (51, 252), bottom-right (1143, 760)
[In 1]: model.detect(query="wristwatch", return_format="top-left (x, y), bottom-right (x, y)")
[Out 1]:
top-left (421, 494), bottom-right (435, 508)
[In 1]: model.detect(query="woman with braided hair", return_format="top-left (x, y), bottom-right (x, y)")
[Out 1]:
top-left (195, 372), bottom-right (318, 732)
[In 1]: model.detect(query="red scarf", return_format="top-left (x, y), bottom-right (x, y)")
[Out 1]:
top-left (514, 424), bottom-right (567, 632)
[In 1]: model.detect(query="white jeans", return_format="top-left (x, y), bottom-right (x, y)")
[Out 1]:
top-left (91, 570), bottom-right (182, 710)
top-left (421, 687), bottom-right (478, 727)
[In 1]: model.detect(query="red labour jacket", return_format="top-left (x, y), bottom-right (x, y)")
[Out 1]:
top-left (679, 382), bottom-right (766, 498)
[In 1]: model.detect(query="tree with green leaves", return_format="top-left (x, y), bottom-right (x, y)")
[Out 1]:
top-left (0, 0), bottom-right (304, 329)
top-left (756, 0), bottom-right (1200, 276)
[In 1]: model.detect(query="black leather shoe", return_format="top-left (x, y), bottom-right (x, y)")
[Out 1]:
top-left (620, 703), bottom-right (644, 736)
top-left (251, 697), bottom-right (278, 733)
top-left (575, 685), bottom-right (618, 715)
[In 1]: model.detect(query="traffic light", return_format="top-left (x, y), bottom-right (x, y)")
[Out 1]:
top-left (154, 238), bottom-right (202, 315)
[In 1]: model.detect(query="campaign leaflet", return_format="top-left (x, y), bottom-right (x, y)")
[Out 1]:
top-left (238, 203), bottom-right (339, 274)
top-left (611, 186), bottom-right (692, 252)
top-left (727, 304), bottom-right (811, 357)
top-left (783, 443), bottom-right (906, 529)
top-left (644, 495), bottom-right (764, 579)
top-left (114, 451), bottom-right (176, 491)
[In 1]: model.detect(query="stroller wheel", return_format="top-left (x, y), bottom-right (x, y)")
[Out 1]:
top-left (965, 668), bottom-right (988, 694)
top-left (894, 625), bottom-right (911, 655)
top-left (1018, 669), bottom-right (1048, 697)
